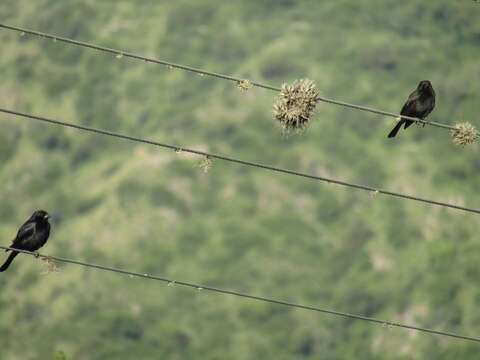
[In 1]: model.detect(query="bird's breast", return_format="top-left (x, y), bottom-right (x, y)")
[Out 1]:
top-left (416, 100), bottom-right (431, 112)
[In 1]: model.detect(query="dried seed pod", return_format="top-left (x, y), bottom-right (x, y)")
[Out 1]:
top-left (273, 79), bottom-right (318, 133)
top-left (197, 156), bottom-right (213, 173)
top-left (451, 122), bottom-right (478, 146)
top-left (41, 257), bottom-right (60, 275)
top-left (237, 79), bottom-right (252, 92)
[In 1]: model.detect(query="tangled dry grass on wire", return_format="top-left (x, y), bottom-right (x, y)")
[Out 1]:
top-left (197, 156), bottom-right (213, 173)
top-left (273, 79), bottom-right (319, 133)
top-left (41, 256), bottom-right (60, 275)
top-left (451, 122), bottom-right (478, 146)
top-left (237, 79), bottom-right (252, 92)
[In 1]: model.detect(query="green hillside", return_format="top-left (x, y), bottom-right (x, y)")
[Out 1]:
top-left (0, 1), bottom-right (479, 358)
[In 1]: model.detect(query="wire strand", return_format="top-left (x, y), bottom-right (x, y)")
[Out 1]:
top-left (1, 245), bottom-right (479, 343)
top-left (0, 23), bottom-right (456, 131)
top-left (0, 107), bottom-right (478, 215)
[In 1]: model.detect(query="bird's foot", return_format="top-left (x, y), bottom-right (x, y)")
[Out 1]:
top-left (33, 251), bottom-right (40, 258)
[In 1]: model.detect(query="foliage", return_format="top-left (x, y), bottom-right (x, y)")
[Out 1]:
top-left (0, 0), bottom-right (479, 359)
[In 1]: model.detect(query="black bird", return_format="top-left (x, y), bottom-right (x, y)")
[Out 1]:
top-left (388, 80), bottom-right (436, 138)
top-left (0, 210), bottom-right (51, 272)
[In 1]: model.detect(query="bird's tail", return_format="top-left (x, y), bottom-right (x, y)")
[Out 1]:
top-left (0, 251), bottom-right (19, 272)
top-left (387, 119), bottom-right (404, 138)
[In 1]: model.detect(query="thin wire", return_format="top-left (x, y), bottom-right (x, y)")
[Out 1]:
top-left (1, 107), bottom-right (478, 215)
top-left (1, 245), bottom-right (479, 343)
top-left (0, 23), bottom-right (279, 92)
top-left (316, 96), bottom-right (455, 131)
top-left (0, 23), bottom-right (456, 131)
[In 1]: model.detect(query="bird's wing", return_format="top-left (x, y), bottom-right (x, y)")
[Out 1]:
top-left (400, 90), bottom-right (420, 116)
top-left (11, 222), bottom-right (36, 246)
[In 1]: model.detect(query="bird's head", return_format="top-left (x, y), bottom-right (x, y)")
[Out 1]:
top-left (32, 210), bottom-right (51, 222)
top-left (418, 80), bottom-right (433, 93)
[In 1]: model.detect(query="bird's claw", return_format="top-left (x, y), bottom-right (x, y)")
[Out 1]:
top-left (33, 251), bottom-right (40, 258)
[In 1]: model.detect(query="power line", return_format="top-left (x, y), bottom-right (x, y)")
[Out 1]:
top-left (0, 23), bottom-right (455, 131)
top-left (1, 107), bottom-right (478, 215)
top-left (1, 245), bottom-right (478, 343)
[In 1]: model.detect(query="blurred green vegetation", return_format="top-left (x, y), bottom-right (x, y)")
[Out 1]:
top-left (0, 0), bottom-right (479, 359)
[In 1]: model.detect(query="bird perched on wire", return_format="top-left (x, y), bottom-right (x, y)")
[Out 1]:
top-left (0, 210), bottom-right (51, 272)
top-left (388, 80), bottom-right (436, 138)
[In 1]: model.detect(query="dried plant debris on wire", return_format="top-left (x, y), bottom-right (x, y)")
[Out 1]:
top-left (273, 79), bottom-right (319, 133)
top-left (451, 122), bottom-right (478, 146)
top-left (197, 156), bottom-right (213, 173)
top-left (237, 79), bottom-right (252, 92)
top-left (41, 256), bottom-right (60, 275)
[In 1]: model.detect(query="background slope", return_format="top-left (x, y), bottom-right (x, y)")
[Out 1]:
top-left (0, 1), bottom-right (479, 358)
